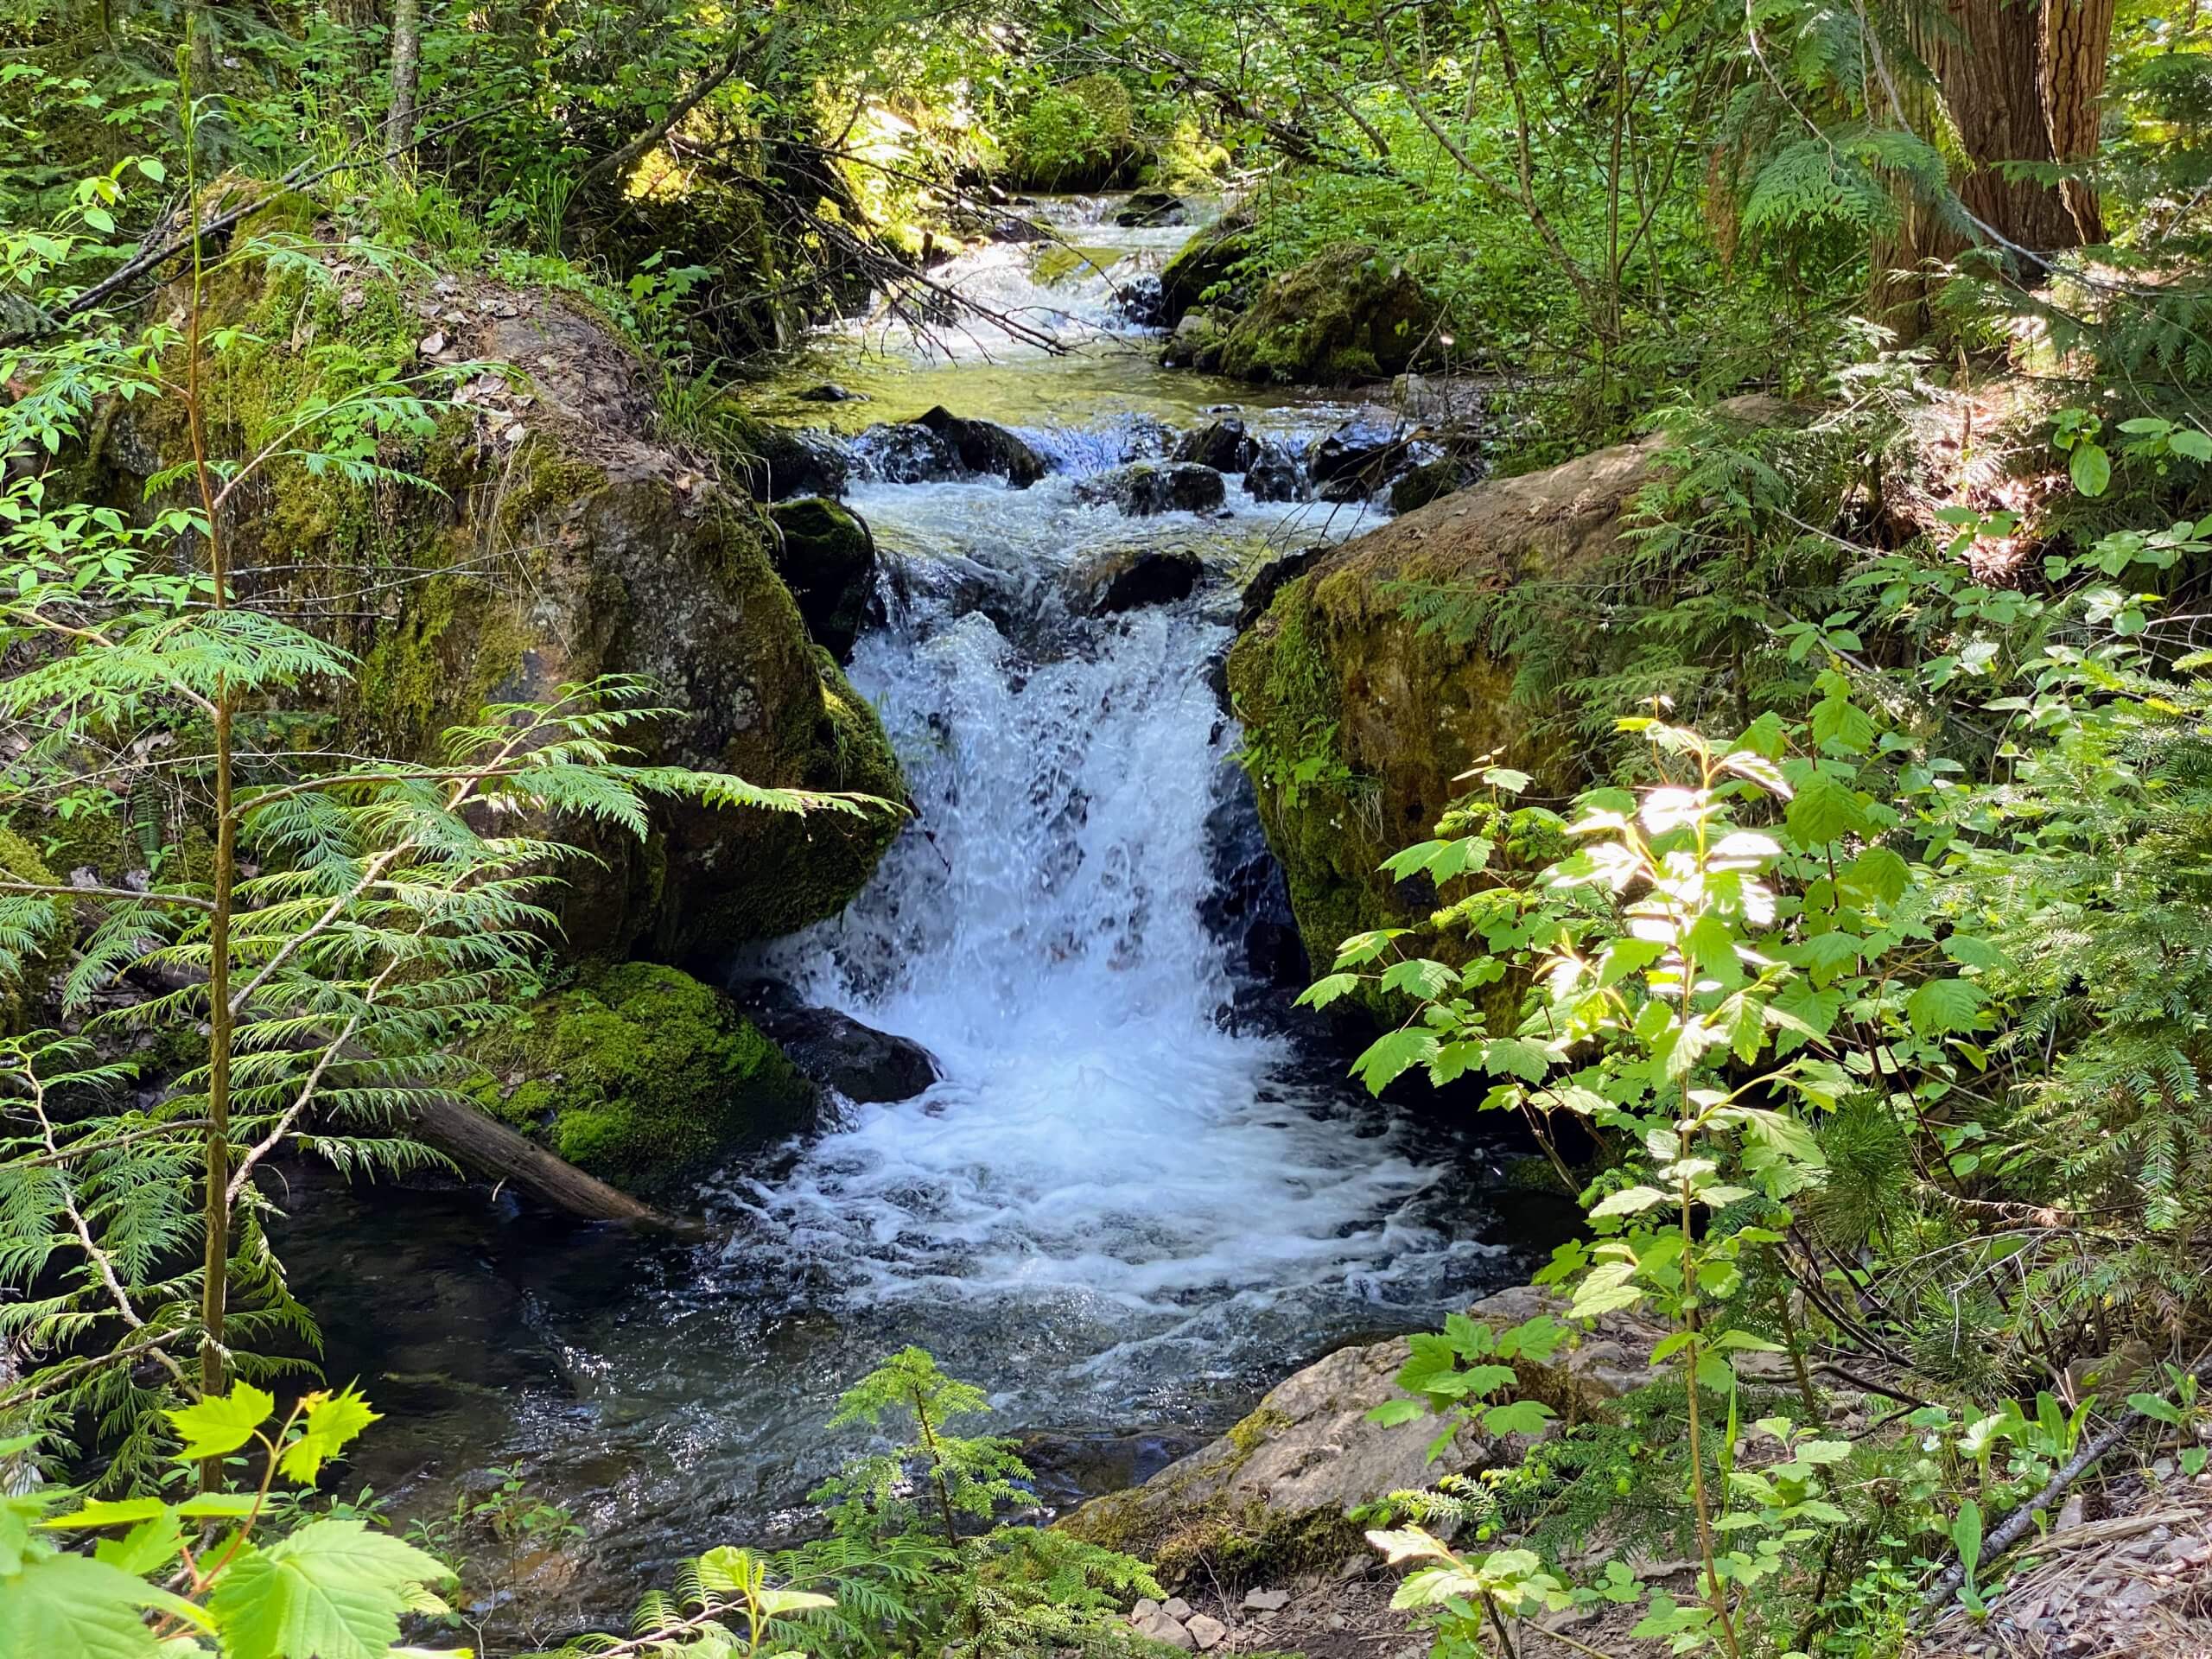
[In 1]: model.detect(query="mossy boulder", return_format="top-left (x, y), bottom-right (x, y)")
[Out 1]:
top-left (1225, 424), bottom-right (1683, 980)
top-left (1216, 243), bottom-right (1433, 386)
top-left (1002, 74), bottom-right (1141, 191)
top-left (89, 200), bottom-right (905, 960)
top-left (465, 963), bottom-right (813, 1191)
top-left (1158, 214), bottom-right (1261, 327)
top-left (766, 497), bottom-right (877, 661)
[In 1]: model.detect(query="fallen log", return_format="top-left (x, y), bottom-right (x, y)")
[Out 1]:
top-left (410, 1093), bottom-right (667, 1226)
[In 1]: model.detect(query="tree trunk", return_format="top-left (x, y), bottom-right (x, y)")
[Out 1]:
top-left (409, 1095), bottom-right (671, 1226)
top-left (2042, 0), bottom-right (2117, 242)
top-left (1936, 0), bottom-right (2082, 256)
top-left (385, 0), bottom-right (420, 162)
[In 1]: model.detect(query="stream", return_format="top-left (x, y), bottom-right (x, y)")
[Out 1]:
top-left (276, 196), bottom-right (1565, 1621)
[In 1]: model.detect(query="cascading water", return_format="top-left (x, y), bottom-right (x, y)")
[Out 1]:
top-left (275, 195), bottom-right (1546, 1605)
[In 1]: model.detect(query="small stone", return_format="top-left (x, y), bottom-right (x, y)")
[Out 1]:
top-left (417, 330), bottom-right (447, 356)
top-left (1323, 1613), bottom-right (1348, 1632)
top-left (1136, 1611), bottom-right (1194, 1650)
top-left (1338, 1552), bottom-right (1370, 1580)
top-left (1242, 1588), bottom-right (1289, 1612)
top-left (1131, 1599), bottom-right (1160, 1623)
top-left (1186, 1614), bottom-right (1228, 1651)
top-left (2153, 1457), bottom-right (2177, 1479)
top-left (1161, 1598), bottom-right (1193, 1622)
top-left (2055, 1496), bottom-right (2086, 1530)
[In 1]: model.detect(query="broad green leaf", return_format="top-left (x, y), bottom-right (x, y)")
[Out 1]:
top-left (207, 1520), bottom-right (452, 1659)
top-left (1365, 1397), bottom-right (1427, 1427)
top-left (279, 1387), bottom-right (383, 1486)
top-left (1482, 1037), bottom-right (1553, 1082)
top-left (1379, 958), bottom-right (1456, 1001)
top-left (40, 1498), bottom-right (167, 1530)
top-left (1298, 973), bottom-right (1361, 1009)
top-left (2070, 442), bottom-right (2112, 498)
top-left (168, 1383), bottom-right (276, 1463)
top-left (1906, 976), bottom-right (1986, 1037)
top-left (1480, 1400), bottom-right (1556, 1438)
top-left (1785, 772), bottom-right (1861, 848)
top-left (0, 1549), bottom-right (179, 1659)
top-left (1351, 1028), bottom-right (1440, 1095)
top-left (2129, 1392), bottom-right (2186, 1427)
top-left (1590, 1184), bottom-right (1669, 1218)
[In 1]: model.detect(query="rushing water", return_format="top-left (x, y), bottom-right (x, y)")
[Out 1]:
top-left (276, 195), bottom-right (1562, 1616)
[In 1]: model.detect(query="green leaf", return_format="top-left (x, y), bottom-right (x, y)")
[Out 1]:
top-left (1905, 977), bottom-right (1986, 1037)
top-left (2070, 442), bottom-right (2112, 498)
top-left (0, 1549), bottom-right (179, 1659)
top-left (1299, 973), bottom-right (1361, 1010)
top-left (1365, 1398), bottom-right (1427, 1427)
top-left (1590, 1184), bottom-right (1669, 1218)
top-left (1480, 1400), bottom-right (1557, 1438)
top-left (279, 1387), bottom-right (382, 1486)
top-left (1482, 1037), bottom-right (1553, 1082)
top-left (39, 1499), bottom-right (167, 1530)
top-left (207, 1520), bottom-right (452, 1659)
top-left (1842, 846), bottom-right (1910, 905)
top-left (1380, 958), bottom-right (1456, 1001)
top-left (168, 1383), bottom-right (276, 1462)
top-left (2129, 1392), bottom-right (2186, 1427)
top-left (1568, 1262), bottom-right (1643, 1319)
top-left (2170, 429), bottom-right (2212, 463)
top-left (92, 1514), bottom-right (185, 1580)
top-left (1785, 772), bottom-right (1861, 848)
top-left (1351, 1029), bottom-right (1440, 1095)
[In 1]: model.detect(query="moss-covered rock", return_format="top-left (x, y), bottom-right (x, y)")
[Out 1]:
top-left (1216, 243), bottom-right (1433, 386)
top-left (766, 497), bottom-right (877, 661)
top-left (89, 200), bottom-right (906, 960)
top-left (1158, 214), bottom-right (1260, 327)
top-left (465, 963), bottom-right (813, 1190)
top-left (1001, 74), bottom-right (1141, 191)
top-left (1225, 424), bottom-right (1680, 980)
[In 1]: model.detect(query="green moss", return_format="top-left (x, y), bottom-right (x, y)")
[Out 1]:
top-left (1217, 242), bottom-right (1432, 386)
top-left (1225, 1405), bottom-right (1292, 1459)
top-left (467, 962), bottom-right (812, 1190)
top-left (1003, 74), bottom-right (1141, 191)
top-left (1032, 245), bottom-right (1124, 287)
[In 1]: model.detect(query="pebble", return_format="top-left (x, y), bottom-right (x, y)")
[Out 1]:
top-left (1186, 1613), bottom-right (1228, 1650)
top-left (1324, 1613), bottom-right (1348, 1631)
top-left (1242, 1587), bottom-right (1289, 1612)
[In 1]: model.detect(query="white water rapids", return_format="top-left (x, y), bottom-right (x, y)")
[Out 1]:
top-left (279, 197), bottom-right (1553, 1597)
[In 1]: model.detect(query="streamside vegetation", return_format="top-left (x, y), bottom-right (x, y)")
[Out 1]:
top-left (1, 0), bottom-right (2210, 1654)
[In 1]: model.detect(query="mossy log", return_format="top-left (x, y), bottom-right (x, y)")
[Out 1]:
top-left (409, 1093), bottom-right (666, 1225)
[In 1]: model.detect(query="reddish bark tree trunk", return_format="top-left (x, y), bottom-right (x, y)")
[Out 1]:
top-left (1936, 0), bottom-right (2081, 256)
top-left (2042, 0), bottom-right (2118, 242)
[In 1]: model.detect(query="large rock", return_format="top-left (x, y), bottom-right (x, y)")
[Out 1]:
top-left (1159, 214), bottom-right (1260, 326)
top-left (1225, 413), bottom-right (1772, 976)
top-left (766, 497), bottom-right (876, 661)
top-left (721, 415), bottom-right (849, 500)
top-left (1077, 548), bottom-right (1207, 613)
top-left (1216, 243), bottom-right (1433, 386)
top-left (1058, 1285), bottom-right (1663, 1586)
top-left (737, 985), bottom-right (940, 1103)
top-left (92, 207), bottom-right (905, 960)
top-left (1116, 190), bottom-right (1189, 227)
top-left (1075, 461), bottom-right (1227, 518)
top-left (464, 963), bottom-right (815, 1192)
top-left (1172, 417), bottom-right (1262, 474)
top-left (1309, 414), bottom-right (1414, 502)
top-left (854, 408), bottom-right (1048, 486)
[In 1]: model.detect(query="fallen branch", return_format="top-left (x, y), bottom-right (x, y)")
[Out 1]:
top-left (409, 1092), bottom-right (667, 1227)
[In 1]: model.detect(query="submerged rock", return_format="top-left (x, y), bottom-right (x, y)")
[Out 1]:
top-left (463, 963), bottom-right (814, 1191)
top-left (1172, 417), bottom-right (1261, 474)
top-left (1076, 461), bottom-right (1228, 518)
top-left (1077, 547), bottom-right (1207, 613)
top-left (737, 985), bottom-right (939, 1103)
top-left (1216, 243), bottom-right (1433, 385)
top-left (766, 498), bottom-right (877, 662)
top-left (1057, 1284), bottom-right (1664, 1586)
top-left (1116, 189), bottom-right (1189, 227)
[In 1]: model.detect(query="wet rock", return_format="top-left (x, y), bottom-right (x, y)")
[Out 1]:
top-left (1390, 372), bottom-right (1490, 426)
top-left (1116, 190), bottom-right (1188, 227)
top-left (1236, 546), bottom-right (1327, 632)
top-left (851, 421), bottom-right (962, 484)
top-left (765, 497), bottom-right (876, 662)
top-left (722, 416), bottom-right (850, 501)
top-left (913, 405), bottom-right (1049, 486)
top-left (1217, 243), bottom-right (1434, 385)
top-left (1311, 415), bottom-right (1414, 501)
top-left (1388, 454), bottom-right (1471, 514)
top-left (737, 982), bottom-right (939, 1103)
top-left (1159, 213), bottom-right (1260, 326)
top-left (1243, 442), bottom-right (1306, 503)
top-left (1076, 461), bottom-right (1227, 518)
top-left (1079, 548), bottom-right (1206, 613)
top-left (796, 383), bottom-right (868, 403)
top-left (1161, 308), bottom-right (1225, 371)
top-left (1172, 417), bottom-right (1261, 474)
